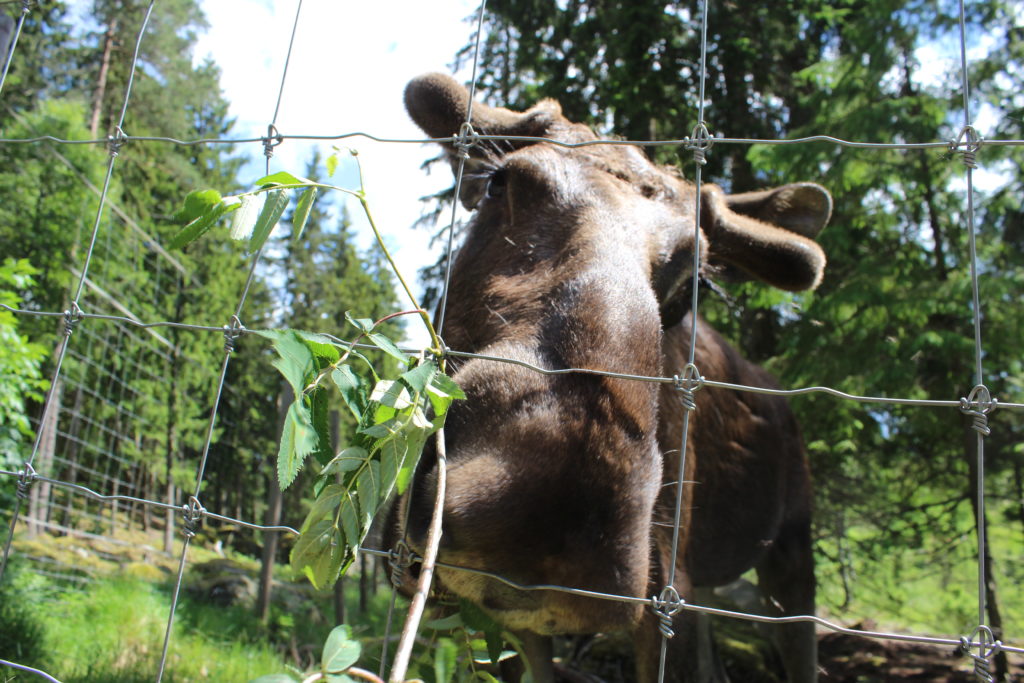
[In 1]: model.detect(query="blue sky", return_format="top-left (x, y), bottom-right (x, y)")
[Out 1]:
top-left (192, 1), bottom-right (481, 346)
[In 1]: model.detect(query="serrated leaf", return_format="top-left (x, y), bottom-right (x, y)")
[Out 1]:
top-left (278, 401), bottom-right (318, 489)
top-left (332, 366), bottom-right (367, 421)
top-left (249, 189), bottom-right (290, 252)
top-left (344, 311), bottom-right (375, 334)
top-left (429, 372), bottom-right (466, 400)
top-left (459, 600), bottom-right (505, 665)
top-left (339, 492), bottom-right (360, 552)
top-left (295, 330), bottom-right (342, 364)
top-left (322, 624), bottom-right (361, 674)
top-left (410, 406), bottom-right (432, 430)
top-left (228, 194), bottom-right (260, 240)
top-left (380, 442), bottom-right (400, 495)
top-left (424, 613), bottom-right (464, 630)
top-left (367, 332), bottom-right (410, 364)
top-left (310, 388), bottom-right (332, 466)
top-left (173, 189), bottom-right (221, 224)
top-left (321, 447), bottom-right (369, 477)
top-left (256, 170), bottom-right (312, 187)
top-left (356, 461), bottom-right (379, 520)
top-left (301, 484), bottom-right (345, 531)
top-left (370, 379), bottom-right (413, 409)
top-left (261, 330), bottom-right (316, 397)
top-left (400, 361), bottom-right (438, 393)
top-left (168, 200), bottom-right (238, 249)
top-left (434, 638), bottom-right (458, 683)
top-left (360, 417), bottom-right (400, 439)
top-left (290, 518), bottom-right (332, 575)
top-left (292, 187), bottom-right (318, 244)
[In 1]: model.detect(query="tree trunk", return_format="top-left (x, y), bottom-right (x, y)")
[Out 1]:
top-left (334, 577), bottom-right (347, 625)
top-left (359, 552), bottom-right (370, 614)
top-left (89, 16), bottom-right (118, 138)
top-left (256, 381), bottom-right (291, 622)
top-left (963, 421), bottom-right (1008, 681)
top-left (29, 375), bottom-right (61, 538)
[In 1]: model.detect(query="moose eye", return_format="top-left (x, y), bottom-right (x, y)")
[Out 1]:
top-left (486, 168), bottom-right (507, 199)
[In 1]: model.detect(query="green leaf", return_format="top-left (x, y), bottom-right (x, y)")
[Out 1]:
top-left (332, 366), bottom-right (367, 421)
top-left (256, 170), bottom-right (312, 187)
top-left (322, 625), bottom-right (361, 674)
top-left (370, 379), bottom-right (413, 409)
top-left (168, 200), bottom-right (238, 249)
top-left (255, 330), bottom-right (317, 397)
top-left (292, 187), bottom-right (318, 244)
top-left (345, 312), bottom-right (375, 334)
top-left (249, 189), bottom-right (291, 253)
top-left (295, 330), bottom-right (342, 364)
top-left (339, 492), bottom-right (361, 552)
top-left (326, 153), bottom-right (339, 177)
top-left (321, 447), bottom-right (369, 477)
top-left (424, 613), bottom-right (464, 630)
top-left (301, 484), bottom-right (345, 531)
top-left (434, 637), bottom-right (459, 683)
top-left (356, 460), bottom-right (380, 520)
top-left (400, 361), bottom-right (438, 394)
top-left (249, 675), bottom-right (299, 683)
top-left (459, 600), bottom-right (505, 665)
top-left (310, 388), bottom-right (332, 466)
top-left (367, 332), bottom-right (410, 364)
top-left (227, 194), bottom-right (260, 240)
top-left (278, 401), bottom-right (318, 489)
top-left (429, 372), bottom-right (466, 401)
top-left (172, 189), bottom-right (221, 224)
top-left (292, 518), bottom-right (345, 589)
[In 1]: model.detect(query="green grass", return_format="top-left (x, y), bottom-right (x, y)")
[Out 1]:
top-left (2, 571), bottom-right (287, 682)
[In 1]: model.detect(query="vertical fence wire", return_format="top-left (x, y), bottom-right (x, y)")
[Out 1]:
top-left (154, 3), bottom-right (306, 681)
top-left (0, 0), bottom-right (30, 99)
top-left (0, 0), bottom-right (157, 586)
top-left (656, 1), bottom-right (711, 680)
top-left (954, 1), bottom-right (999, 679)
top-left (380, 3), bottom-right (490, 679)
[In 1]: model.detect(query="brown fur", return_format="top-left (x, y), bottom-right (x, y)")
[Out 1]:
top-left (389, 73), bottom-right (829, 683)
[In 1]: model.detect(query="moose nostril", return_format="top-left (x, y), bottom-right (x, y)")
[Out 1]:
top-left (486, 169), bottom-right (507, 198)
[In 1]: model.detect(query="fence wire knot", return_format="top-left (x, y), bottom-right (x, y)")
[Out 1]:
top-left (686, 122), bottom-right (713, 166)
top-left (959, 384), bottom-right (997, 437)
top-left (63, 302), bottom-right (83, 337)
top-left (107, 127), bottom-right (128, 157)
top-left (181, 496), bottom-right (206, 539)
top-left (950, 125), bottom-right (982, 169)
top-left (388, 539), bottom-right (415, 588)
top-left (263, 124), bottom-right (284, 159)
top-left (453, 121), bottom-right (479, 160)
top-left (222, 315), bottom-right (245, 353)
top-left (650, 585), bottom-right (684, 639)
top-left (673, 363), bottom-right (703, 411)
top-left (956, 625), bottom-right (1000, 683)
top-left (16, 463), bottom-right (37, 500)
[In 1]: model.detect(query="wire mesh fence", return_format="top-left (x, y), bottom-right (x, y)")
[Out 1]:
top-left (0, 0), bottom-right (1022, 682)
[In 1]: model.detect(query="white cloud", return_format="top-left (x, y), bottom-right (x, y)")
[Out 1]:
top-left (194, 0), bottom-right (482, 346)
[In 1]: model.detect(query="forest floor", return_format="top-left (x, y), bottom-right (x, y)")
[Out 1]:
top-left (8, 523), bottom-right (1023, 682)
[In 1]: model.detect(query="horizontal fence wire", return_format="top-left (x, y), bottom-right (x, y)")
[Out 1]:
top-left (0, 0), bottom-right (1022, 681)
top-left (2, 131), bottom-right (1024, 151)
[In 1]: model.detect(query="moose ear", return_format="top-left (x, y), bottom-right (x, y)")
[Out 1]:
top-left (405, 73), bottom-right (561, 147)
top-left (701, 183), bottom-right (831, 291)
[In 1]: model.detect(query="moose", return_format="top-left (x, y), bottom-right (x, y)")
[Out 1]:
top-left (390, 73), bottom-right (830, 683)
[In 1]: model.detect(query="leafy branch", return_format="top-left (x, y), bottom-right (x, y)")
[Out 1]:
top-left (167, 150), bottom-right (462, 591)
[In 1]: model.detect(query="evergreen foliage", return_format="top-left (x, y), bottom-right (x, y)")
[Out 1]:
top-left (451, 0), bottom-right (1024, 654)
